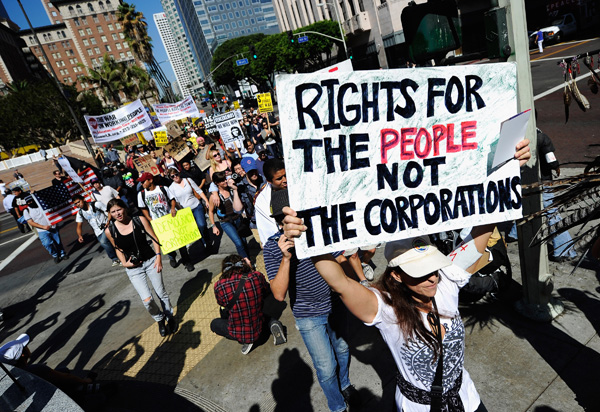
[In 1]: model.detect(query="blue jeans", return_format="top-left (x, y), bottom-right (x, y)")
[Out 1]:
top-left (125, 256), bottom-right (172, 322)
top-left (97, 231), bottom-right (118, 261)
top-left (38, 228), bottom-right (66, 258)
top-left (220, 218), bottom-right (249, 258)
top-left (295, 311), bottom-right (351, 412)
top-left (192, 203), bottom-right (210, 248)
top-left (509, 191), bottom-right (576, 258)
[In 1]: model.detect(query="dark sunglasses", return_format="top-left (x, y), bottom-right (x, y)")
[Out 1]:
top-left (170, 173), bottom-right (179, 178)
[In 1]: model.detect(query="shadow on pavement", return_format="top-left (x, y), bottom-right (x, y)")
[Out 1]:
top-left (460, 279), bottom-right (599, 411)
top-left (270, 347), bottom-right (314, 412)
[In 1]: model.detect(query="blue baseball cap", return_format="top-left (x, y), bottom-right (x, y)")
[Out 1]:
top-left (241, 157), bottom-right (257, 172)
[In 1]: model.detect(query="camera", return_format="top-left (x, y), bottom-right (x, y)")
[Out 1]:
top-left (231, 173), bottom-right (243, 184)
top-left (128, 253), bottom-right (141, 266)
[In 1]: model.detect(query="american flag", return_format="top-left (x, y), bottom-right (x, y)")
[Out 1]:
top-left (32, 168), bottom-right (98, 225)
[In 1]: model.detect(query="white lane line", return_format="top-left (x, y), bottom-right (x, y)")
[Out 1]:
top-left (534, 71), bottom-right (593, 101)
top-left (0, 235), bottom-right (37, 273)
top-left (0, 233), bottom-right (35, 247)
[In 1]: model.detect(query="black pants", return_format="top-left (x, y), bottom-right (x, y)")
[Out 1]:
top-left (475, 402), bottom-right (488, 412)
top-left (9, 209), bottom-right (28, 233)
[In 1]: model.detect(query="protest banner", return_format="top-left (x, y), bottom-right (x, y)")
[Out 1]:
top-left (165, 120), bottom-right (184, 138)
top-left (256, 92), bottom-right (273, 113)
top-left (84, 99), bottom-right (153, 143)
top-left (214, 111), bottom-right (244, 148)
top-left (121, 134), bottom-right (141, 147)
top-left (57, 156), bottom-right (83, 183)
top-left (8, 179), bottom-right (30, 192)
top-left (152, 96), bottom-right (201, 125)
top-left (152, 126), bottom-right (169, 147)
top-left (203, 116), bottom-right (217, 134)
top-left (150, 207), bottom-right (201, 254)
top-left (316, 59), bottom-right (354, 74)
top-left (164, 137), bottom-right (191, 162)
top-left (132, 155), bottom-right (161, 176)
top-left (277, 63), bottom-right (522, 259)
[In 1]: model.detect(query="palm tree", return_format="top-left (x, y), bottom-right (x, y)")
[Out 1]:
top-left (123, 65), bottom-right (159, 105)
top-left (79, 55), bottom-right (127, 106)
top-left (117, 2), bottom-right (175, 102)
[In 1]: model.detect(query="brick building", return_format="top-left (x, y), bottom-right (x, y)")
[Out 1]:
top-left (18, 0), bottom-right (146, 103)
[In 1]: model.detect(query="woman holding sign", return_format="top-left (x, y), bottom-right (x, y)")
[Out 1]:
top-left (105, 199), bottom-right (176, 337)
top-left (280, 143), bottom-right (531, 411)
top-left (167, 167), bottom-right (212, 253)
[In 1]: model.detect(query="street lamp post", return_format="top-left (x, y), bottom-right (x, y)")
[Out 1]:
top-left (316, 1), bottom-right (348, 56)
top-left (16, 0), bottom-right (97, 164)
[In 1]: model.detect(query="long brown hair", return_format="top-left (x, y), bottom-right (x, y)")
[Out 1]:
top-left (220, 254), bottom-right (253, 280)
top-left (374, 267), bottom-right (441, 361)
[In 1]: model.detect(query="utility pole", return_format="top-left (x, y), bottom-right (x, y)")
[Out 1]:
top-left (498, 0), bottom-right (563, 321)
top-left (17, 0), bottom-right (97, 165)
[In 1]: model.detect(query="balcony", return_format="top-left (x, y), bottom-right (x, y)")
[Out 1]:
top-left (342, 11), bottom-right (371, 35)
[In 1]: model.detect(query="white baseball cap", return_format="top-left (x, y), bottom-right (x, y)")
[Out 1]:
top-left (0, 334), bottom-right (30, 365)
top-left (384, 237), bottom-right (452, 278)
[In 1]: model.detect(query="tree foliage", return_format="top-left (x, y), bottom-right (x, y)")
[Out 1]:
top-left (211, 20), bottom-right (342, 90)
top-left (117, 2), bottom-right (153, 63)
top-left (0, 79), bottom-right (103, 152)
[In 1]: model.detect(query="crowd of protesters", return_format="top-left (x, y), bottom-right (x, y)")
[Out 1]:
top-left (0, 100), bottom-right (541, 412)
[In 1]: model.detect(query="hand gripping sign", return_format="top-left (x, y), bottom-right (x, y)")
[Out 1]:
top-left (276, 63), bottom-right (524, 259)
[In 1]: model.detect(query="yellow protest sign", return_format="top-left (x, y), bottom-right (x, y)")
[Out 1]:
top-left (151, 208), bottom-right (201, 254)
top-left (233, 101), bottom-right (240, 110)
top-left (188, 137), bottom-right (199, 149)
top-left (256, 93), bottom-right (273, 113)
top-left (153, 130), bottom-right (169, 147)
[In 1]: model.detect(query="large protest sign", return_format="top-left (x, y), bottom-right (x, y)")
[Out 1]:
top-left (132, 155), bottom-right (161, 176)
top-left (256, 92), bottom-right (273, 113)
top-left (164, 137), bottom-right (191, 162)
top-left (277, 63), bottom-right (522, 259)
top-left (152, 96), bottom-right (201, 125)
top-left (121, 134), bottom-right (141, 147)
top-left (203, 116), bottom-right (217, 134)
top-left (57, 156), bottom-right (83, 183)
top-left (150, 208), bottom-right (201, 254)
top-left (84, 99), bottom-right (153, 143)
top-left (165, 120), bottom-right (184, 138)
top-left (151, 126), bottom-right (169, 147)
top-left (214, 112), bottom-right (244, 148)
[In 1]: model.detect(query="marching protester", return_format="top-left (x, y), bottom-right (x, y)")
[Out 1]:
top-left (208, 149), bottom-right (232, 179)
top-left (23, 195), bottom-right (68, 263)
top-left (161, 151), bottom-right (179, 171)
top-left (51, 170), bottom-right (67, 186)
top-left (136, 172), bottom-right (195, 272)
top-left (279, 142), bottom-right (531, 412)
top-left (264, 189), bottom-right (360, 412)
top-left (167, 167), bottom-right (212, 254)
top-left (91, 179), bottom-right (119, 207)
top-left (72, 194), bottom-right (120, 266)
top-left (180, 160), bottom-right (206, 189)
top-left (208, 172), bottom-right (251, 266)
top-left (104, 144), bottom-right (120, 166)
top-left (254, 159), bottom-right (286, 246)
top-left (211, 254), bottom-right (286, 355)
top-left (105, 199), bottom-right (176, 337)
top-left (3, 189), bottom-right (30, 233)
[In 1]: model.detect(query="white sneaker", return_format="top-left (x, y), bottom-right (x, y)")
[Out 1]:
top-left (112, 260), bottom-right (120, 267)
top-left (362, 263), bottom-right (374, 281)
top-left (241, 342), bottom-right (253, 355)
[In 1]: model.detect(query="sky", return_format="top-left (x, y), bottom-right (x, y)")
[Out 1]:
top-left (2, 0), bottom-right (176, 83)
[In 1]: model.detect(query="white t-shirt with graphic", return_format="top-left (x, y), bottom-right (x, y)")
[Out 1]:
top-left (137, 186), bottom-right (173, 220)
top-left (23, 207), bottom-right (54, 232)
top-left (366, 264), bottom-right (480, 412)
top-left (75, 201), bottom-right (108, 237)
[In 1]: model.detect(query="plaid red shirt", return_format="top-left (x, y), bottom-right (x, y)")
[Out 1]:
top-left (214, 271), bottom-right (269, 343)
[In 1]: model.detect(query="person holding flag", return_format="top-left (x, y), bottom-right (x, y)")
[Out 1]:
top-left (23, 196), bottom-right (68, 263)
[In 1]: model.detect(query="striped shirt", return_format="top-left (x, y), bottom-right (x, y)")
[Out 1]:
top-left (263, 233), bottom-right (341, 319)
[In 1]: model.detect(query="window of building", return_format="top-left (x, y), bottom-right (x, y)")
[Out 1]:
top-left (127, 51), bottom-right (132, 57)
top-left (88, 3), bottom-right (94, 12)
top-left (194, 0), bottom-right (202, 4)
top-left (106, 0), bottom-right (112, 7)
top-left (94, 47), bottom-right (100, 54)
top-left (112, 12), bottom-right (116, 20)
top-left (242, 10), bottom-right (246, 16)
top-left (92, 14), bottom-right (99, 22)
top-left (97, 26), bottom-right (103, 33)
top-left (111, 33), bottom-right (117, 40)
top-left (98, 56), bottom-right (104, 63)
top-left (52, 11), bottom-right (57, 16)
top-left (123, 41), bottom-right (128, 48)
top-left (115, 22), bottom-right (121, 29)
top-left (69, 5), bottom-right (74, 15)
top-left (51, 52), bottom-right (56, 59)
top-left (235, 11), bottom-right (240, 17)
top-left (218, 4), bottom-right (224, 10)
top-left (225, 23), bottom-right (230, 29)
top-left (99, 1), bottom-right (104, 10)
top-left (116, 42), bottom-right (121, 49)
top-left (119, 32), bottom-right (124, 39)
top-left (104, 13), bottom-right (110, 21)
top-left (105, 45), bottom-right (111, 51)
top-left (232, 2), bottom-right (237, 8)
top-left (248, 9), bottom-right (252, 15)
top-left (120, 52), bottom-right (125, 59)
top-left (222, 13), bottom-right (227, 20)
top-left (83, 39), bottom-right (89, 46)
top-left (231, 21), bottom-right (237, 28)
top-left (250, 18), bottom-right (255, 24)
top-left (214, 24), bottom-right (223, 31)
top-left (76, 4), bottom-right (82, 14)
top-left (91, 37), bottom-right (97, 44)
top-left (207, 5), bottom-right (217, 11)
top-left (91, 58), bottom-right (97, 64)
top-left (240, 29), bottom-right (245, 34)
top-left (56, 52), bottom-right (62, 58)
top-left (86, 28), bottom-right (92, 35)
top-left (239, 1), bottom-right (243, 6)
top-left (263, 6), bottom-right (273, 13)
top-left (211, 15), bottom-right (220, 21)
top-left (197, 10), bottom-right (205, 15)
top-left (65, 40), bottom-right (70, 47)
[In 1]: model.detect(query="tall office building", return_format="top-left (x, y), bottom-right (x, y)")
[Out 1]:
top-left (154, 12), bottom-right (192, 98)
top-left (160, 0), bottom-right (211, 96)
top-left (194, 0), bottom-right (280, 52)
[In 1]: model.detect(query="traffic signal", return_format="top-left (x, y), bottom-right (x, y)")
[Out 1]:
top-left (211, 102), bottom-right (217, 109)
top-left (347, 47), bottom-right (353, 60)
top-left (249, 45), bottom-right (257, 59)
top-left (287, 30), bottom-right (294, 43)
top-left (204, 81), bottom-right (212, 96)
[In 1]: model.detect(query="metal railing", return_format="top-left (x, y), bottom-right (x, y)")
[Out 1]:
top-left (0, 148), bottom-right (61, 171)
